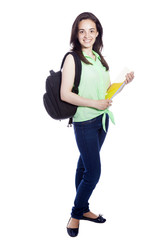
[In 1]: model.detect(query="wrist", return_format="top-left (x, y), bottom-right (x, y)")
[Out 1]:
top-left (88, 99), bottom-right (97, 109)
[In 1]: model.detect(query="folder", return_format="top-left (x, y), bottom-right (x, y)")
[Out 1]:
top-left (105, 67), bottom-right (130, 100)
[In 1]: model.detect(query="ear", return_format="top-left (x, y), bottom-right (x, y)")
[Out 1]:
top-left (96, 32), bottom-right (99, 37)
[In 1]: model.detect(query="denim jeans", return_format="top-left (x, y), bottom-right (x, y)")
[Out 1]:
top-left (71, 114), bottom-right (109, 219)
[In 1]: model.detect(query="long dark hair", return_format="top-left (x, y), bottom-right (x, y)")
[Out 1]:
top-left (70, 12), bottom-right (109, 70)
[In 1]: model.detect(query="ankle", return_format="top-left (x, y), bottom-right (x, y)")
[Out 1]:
top-left (67, 218), bottom-right (79, 228)
top-left (71, 218), bottom-right (79, 223)
top-left (83, 211), bottom-right (98, 219)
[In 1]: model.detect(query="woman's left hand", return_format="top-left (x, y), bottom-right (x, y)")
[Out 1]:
top-left (125, 72), bottom-right (134, 84)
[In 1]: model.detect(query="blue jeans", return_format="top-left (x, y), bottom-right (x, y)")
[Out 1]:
top-left (71, 114), bottom-right (109, 219)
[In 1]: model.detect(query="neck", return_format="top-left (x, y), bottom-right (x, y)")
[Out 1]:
top-left (82, 47), bottom-right (93, 56)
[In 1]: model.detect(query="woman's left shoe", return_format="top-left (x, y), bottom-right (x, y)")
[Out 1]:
top-left (81, 214), bottom-right (106, 223)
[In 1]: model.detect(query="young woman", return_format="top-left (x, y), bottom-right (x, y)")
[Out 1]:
top-left (60, 12), bottom-right (134, 237)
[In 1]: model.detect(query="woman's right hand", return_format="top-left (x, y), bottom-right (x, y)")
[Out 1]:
top-left (94, 99), bottom-right (112, 110)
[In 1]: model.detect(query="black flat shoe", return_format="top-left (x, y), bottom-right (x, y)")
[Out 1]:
top-left (81, 214), bottom-right (106, 223)
top-left (67, 218), bottom-right (79, 237)
top-left (67, 227), bottom-right (79, 237)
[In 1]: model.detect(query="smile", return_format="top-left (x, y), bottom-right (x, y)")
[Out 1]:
top-left (83, 39), bottom-right (92, 43)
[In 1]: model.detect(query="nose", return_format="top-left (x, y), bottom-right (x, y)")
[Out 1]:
top-left (84, 31), bottom-right (90, 38)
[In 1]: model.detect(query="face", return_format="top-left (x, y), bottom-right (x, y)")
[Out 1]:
top-left (77, 19), bottom-right (99, 50)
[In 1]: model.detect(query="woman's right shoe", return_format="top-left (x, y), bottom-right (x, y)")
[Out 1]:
top-left (66, 218), bottom-right (79, 237)
top-left (67, 227), bottom-right (79, 237)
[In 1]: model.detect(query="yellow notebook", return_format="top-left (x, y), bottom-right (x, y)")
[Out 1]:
top-left (105, 67), bottom-right (130, 100)
top-left (105, 81), bottom-right (125, 100)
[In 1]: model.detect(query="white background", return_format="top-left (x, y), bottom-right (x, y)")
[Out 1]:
top-left (0, 0), bottom-right (160, 239)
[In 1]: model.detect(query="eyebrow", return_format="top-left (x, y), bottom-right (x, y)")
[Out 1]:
top-left (78, 28), bottom-right (96, 30)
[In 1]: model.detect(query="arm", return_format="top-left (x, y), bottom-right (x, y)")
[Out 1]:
top-left (60, 54), bottom-right (96, 108)
top-left (60, 54), bottom-right (112, 110)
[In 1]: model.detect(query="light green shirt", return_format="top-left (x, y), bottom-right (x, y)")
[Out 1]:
top-left (73, 50), bottom-right (115, 131)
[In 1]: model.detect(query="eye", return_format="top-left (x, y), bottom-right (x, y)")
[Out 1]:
top-left (79, 30), bottom-right (84, 34)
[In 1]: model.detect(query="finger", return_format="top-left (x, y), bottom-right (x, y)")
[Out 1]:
top-left (130, 72), bottom-right (134, 78)
top-left (106, 99), bottom-right (112, 103)
top-left (125, 76), bottom-right (130, 82)
top-left (128, 73), bottom-right (132, 78)
top-left (125, 74), bottom-right (130, 81)
top-left (127, 74), bottom-right (133, 81)
top-left (125, 78), bottom-right (130, 84)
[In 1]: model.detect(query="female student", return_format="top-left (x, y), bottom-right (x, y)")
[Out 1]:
top-left (60, 12), bottom-right (134, 237)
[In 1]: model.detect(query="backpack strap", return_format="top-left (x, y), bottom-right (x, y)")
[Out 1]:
top-left (60, 51), bottom-right (82, 128)
top-left (60, 51), bottom-right (82, 94)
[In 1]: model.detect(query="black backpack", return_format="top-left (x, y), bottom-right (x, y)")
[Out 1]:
top-left (43, 51), bottom-right (82, 125)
